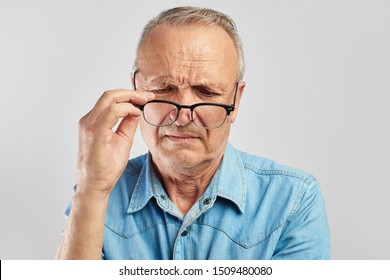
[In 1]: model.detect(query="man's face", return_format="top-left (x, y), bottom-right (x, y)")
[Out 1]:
top-left (136, 24), bottom-right (244, 171)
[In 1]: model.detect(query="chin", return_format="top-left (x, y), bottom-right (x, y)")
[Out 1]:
top-left (155, 146), bottom-right (207, 170)
top-left (167, 149), bottom-right (200, 166)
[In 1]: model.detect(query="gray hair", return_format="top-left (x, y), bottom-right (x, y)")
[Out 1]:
top-left (134, 6), bottom-right (245, 81)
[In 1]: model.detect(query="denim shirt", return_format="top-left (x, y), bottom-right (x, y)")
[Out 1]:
top-left (65, 143), bottom-right (330, 259)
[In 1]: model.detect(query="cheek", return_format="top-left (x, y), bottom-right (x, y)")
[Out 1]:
top-left (140, 120), bottom-right (159, 147)
top-left (205, 122), bottom-right (231, 149)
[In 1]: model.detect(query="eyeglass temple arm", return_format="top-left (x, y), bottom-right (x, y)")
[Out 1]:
top-left (231, 81), bottom-right (239, 107)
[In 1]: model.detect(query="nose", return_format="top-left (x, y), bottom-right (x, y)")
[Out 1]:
top-left (174, 106), bottom-right (192, 127)
top-left (173, 89), bottom-right (195, 127)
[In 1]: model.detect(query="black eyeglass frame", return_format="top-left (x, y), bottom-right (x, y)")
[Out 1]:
top-left (133, 70), bottom-right (239, 129)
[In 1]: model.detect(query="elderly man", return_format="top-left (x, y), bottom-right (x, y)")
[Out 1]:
top-left (56, 6), bottom-right (330, 260)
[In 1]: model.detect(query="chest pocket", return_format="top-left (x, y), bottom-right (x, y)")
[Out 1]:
top-left (194, 198), bottom-right (292, 249)
top-left (105, 197), bottom-right (179, 239)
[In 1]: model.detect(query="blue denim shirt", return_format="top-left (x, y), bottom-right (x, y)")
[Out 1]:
top-left (65, 143), bottom-right (330, 259)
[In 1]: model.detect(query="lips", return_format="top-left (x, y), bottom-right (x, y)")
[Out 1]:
top-left (165, 134), bottom-right (200, 141)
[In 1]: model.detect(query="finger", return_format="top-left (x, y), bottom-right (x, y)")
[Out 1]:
top-left (115, 114), bottom-right (140, 143)
top-left (96, 102), bottom-right (142, 132)
top-left (90, 90), bottom-right (154, 121)
top-left (115, 90), bottom-right (155, 104)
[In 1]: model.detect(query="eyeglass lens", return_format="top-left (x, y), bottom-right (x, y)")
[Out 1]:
top-left (143, 102), bottom-right (228, 129)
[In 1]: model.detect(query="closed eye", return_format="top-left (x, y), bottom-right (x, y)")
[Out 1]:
top-left (194, 86), bottom-right (221, 98)
top-left (150, 86), bottom-right (176, 94)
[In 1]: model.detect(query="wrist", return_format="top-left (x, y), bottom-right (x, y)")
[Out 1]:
top-left (73, 186), bottom-right (111, 205)
top-left (75, 179), bottom-right (115, 198)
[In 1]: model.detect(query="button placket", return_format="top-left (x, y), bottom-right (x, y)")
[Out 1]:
top-left (203, 198), bottom-right (212, 206)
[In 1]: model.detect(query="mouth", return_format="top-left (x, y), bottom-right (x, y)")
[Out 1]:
top-left (164, 134), bottom-right (200, 142)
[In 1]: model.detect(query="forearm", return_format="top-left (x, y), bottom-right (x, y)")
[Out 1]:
top-left (56, 89), bottom-right (152, 259)
top-left (55, 190), bottom-right (109, 259)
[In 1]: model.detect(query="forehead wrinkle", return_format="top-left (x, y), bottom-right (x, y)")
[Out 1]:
top-left (164, 55), bottom-right (231, 92)
top-left (167, 53), bottom-right (215, 83)
top-left (143, 72), bottom-right (228, 92)
top-left (138, 57), bottom-right (229, 92)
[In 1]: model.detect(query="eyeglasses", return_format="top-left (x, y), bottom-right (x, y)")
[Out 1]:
top-left (133, 71), bottom-right (238, 129)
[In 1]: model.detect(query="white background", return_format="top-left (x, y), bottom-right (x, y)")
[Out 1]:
top-left (0, 0), bottom-right (389, 259)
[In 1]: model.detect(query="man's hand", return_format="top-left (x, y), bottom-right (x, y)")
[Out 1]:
top-left (55, 89), bottom-right (154, 259)
top-left (77, 89), bottom-right (154, 196)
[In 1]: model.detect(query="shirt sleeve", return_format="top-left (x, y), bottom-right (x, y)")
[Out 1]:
top-left (59, 186), bottom-right (76, 236)
top-left (271, 180), bottom-right (331, 259)
top-left (63, 185), bottom-right (77, 220)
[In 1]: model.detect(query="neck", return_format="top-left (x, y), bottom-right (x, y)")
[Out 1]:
top-left (152, 155), bottom-right (223, 216)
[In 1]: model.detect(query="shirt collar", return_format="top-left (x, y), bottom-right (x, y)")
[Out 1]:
top-left (126, 152), bottom-right (162, 214)
top-left (210, 142), bottom-right (246, 213)
top-left (127, 142), bottom-right (247, 214)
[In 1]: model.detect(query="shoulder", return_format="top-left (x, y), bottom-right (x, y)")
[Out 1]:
top-left (234, 146), bottom-right (317, 186)
top-left (216, 145), bottom-right (328, 254)
top-left (231, 145), bottom-right (321, 214)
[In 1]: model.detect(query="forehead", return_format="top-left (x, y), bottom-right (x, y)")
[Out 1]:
top-left (137, 23), bottom-right (238, 85)
top-left (137, 72), bottom-right (227, 92)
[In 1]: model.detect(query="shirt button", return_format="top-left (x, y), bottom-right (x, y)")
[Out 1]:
top-left (203, 198), bottom-right (211, 205)
top-left (181, 230), bottom-right (188, 237)
top-left (160, 195), bottom-right (166, 200)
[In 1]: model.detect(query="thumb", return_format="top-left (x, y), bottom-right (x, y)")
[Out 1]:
top-left (115, 115), bottom-right (140, 146)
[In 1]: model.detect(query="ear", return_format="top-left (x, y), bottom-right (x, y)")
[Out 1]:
top-left (131, 73), bottom-right (136, 90)
top-left (229, 81), bottom-right (245, 123)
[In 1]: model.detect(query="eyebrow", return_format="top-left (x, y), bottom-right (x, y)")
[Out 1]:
top-left (144, 76), bottom-right (228, 92)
